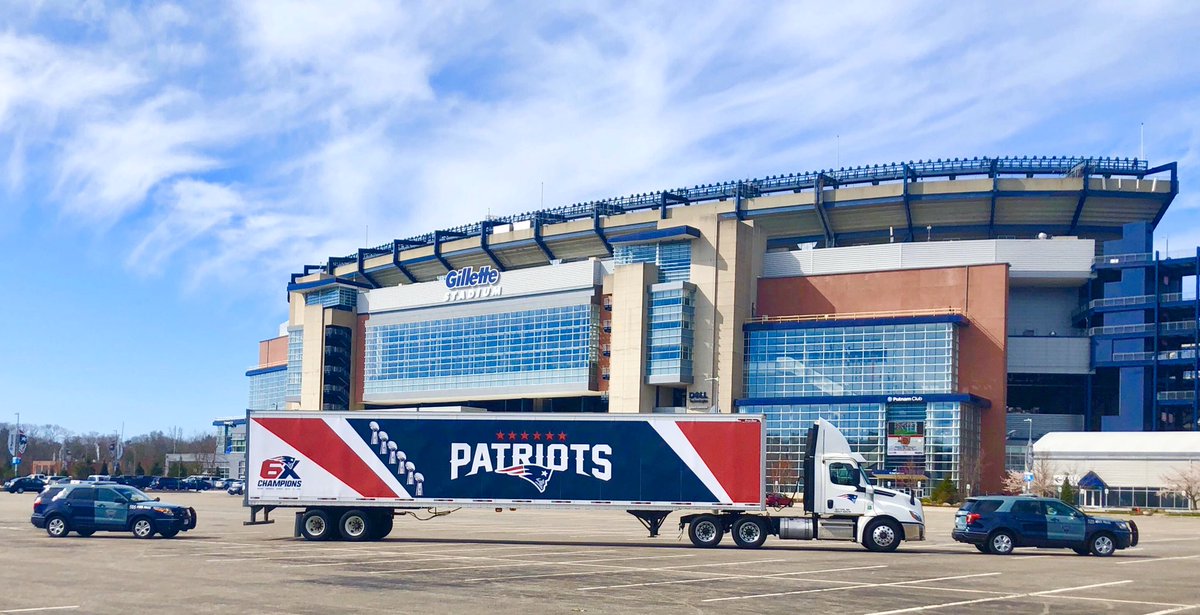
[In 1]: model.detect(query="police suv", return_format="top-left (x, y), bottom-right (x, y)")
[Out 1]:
top-left (31, 483), bottom-right (196, 539)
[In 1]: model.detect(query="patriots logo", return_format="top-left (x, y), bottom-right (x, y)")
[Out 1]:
top-left (497, 465), bottom-right (554, 493)
top-left (838, 494), bottom-right (859, 503)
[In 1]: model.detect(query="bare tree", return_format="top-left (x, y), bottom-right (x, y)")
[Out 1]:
top-left (1001, 458), bottom-right (1057, 496)
top-left (1160, 464), bottom-right (1200, 510)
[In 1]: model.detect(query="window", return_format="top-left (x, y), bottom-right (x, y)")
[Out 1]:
top-left (97, 488), bottom-right (124, 503)
top-left (1011, 500), bottom-right (1042, 515)
top-left (829, 462), bottom-right (859, 487)
top-left (614, 241), bottom-right (691, 283)
top-left (1044, 501), bottom-right (1079, 519)
top-left (973, 499), bottom-right (1003, 514)
top-left (66, 487), bottom-right (94, 501)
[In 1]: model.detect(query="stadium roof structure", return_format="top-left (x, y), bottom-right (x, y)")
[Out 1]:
top-left (291, 155), bottom-right (1178, 291)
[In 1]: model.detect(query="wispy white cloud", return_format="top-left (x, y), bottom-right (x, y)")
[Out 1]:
top-left (1, 0), bottom-right (1199, 296)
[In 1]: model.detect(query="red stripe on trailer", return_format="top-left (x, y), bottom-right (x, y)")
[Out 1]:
top-left (676, 421), bottom-right (762, 504)
top-left (255, 417), bottom-right (398, 499)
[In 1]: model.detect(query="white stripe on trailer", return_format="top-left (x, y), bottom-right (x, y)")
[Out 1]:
top-left (324, 416), bottom-right (412, 499)
top-left (650, 420), bottom-right (732, 505)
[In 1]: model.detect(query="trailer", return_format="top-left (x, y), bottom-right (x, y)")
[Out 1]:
top-left (245, 411), bottom-right (925, 551)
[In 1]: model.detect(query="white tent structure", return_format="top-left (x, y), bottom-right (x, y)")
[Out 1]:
top-left (1033, 431), bottom-right (1200, 510)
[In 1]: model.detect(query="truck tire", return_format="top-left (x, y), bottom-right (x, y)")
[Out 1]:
top-left (862, 518), bottom-right (901, 552)
top-left (300, 509), bottom-right (334, 541)
top-left (987, 530), bottom-right (1015, 555)
top-left (371, 510), bottom-right (394, 540)
top-left (731, 516), bottom-right (767, 549)
top-left (688, 515), bottom-right (723, 548)
top-left (339, 509), bottom-right (374, 542)
top-left (1088, 532), bottom-right (1116, 557)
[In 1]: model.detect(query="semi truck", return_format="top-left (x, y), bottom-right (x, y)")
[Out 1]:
top-left (244, 410), bottom-right (925, 551)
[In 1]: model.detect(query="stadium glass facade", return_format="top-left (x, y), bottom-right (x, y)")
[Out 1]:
top-left (248, 156), bottom-right (1184, 493)
top-left (363, 304), bottom-right (599, 395)
top-left (247, 367), bottom-right (286, 411)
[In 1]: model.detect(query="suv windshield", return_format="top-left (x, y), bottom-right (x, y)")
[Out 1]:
top-left (114, 486), bottom-right (157, 503)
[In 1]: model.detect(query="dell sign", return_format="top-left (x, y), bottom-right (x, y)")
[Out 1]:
top-left (444, 266), bottom-right (502, 302)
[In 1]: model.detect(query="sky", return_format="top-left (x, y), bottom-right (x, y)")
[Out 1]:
top-left (2, 1), bottom-right (1200, 436)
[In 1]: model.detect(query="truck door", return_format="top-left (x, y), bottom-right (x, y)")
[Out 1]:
top-left (823, 461), bottom-right (870, 515)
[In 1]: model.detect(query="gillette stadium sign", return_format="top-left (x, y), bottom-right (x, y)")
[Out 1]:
top-left (444, 266), bottom-right (502, 302)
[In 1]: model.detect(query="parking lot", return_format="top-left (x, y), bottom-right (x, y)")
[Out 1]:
top-left (1, 492), bottom-right (1198, 614)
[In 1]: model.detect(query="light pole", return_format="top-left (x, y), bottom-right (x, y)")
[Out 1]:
top-left (1022, 418), bottom-right (1033, 494)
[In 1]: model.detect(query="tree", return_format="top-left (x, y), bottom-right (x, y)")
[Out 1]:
top-left (135, 463), bottom-right (146, 476)
top-left (930, 477), bottom-right (959, 505)
top-left (98, 462), bottom-right (109, 475)
top-left (150, 462), bottom-right (163, 477)
top-left (1001, 458), bottom-right (1057, 496)
top-left (1060, 477), bottom-right (1076, 505)
top-left (1160, 464), bottom-right (1200, 510)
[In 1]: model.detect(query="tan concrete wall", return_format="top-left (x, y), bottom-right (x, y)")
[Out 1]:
top-left (258, 336), bottom-right (288, 368)
top-left (608, 263), bottom-right (655, 413)
top-left (299, 303), bottom-right (326, 410)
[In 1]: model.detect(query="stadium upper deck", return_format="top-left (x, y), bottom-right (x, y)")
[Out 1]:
top-left (291, 155), bottom-right (1177, 290)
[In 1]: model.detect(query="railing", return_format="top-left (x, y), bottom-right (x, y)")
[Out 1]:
top-left (1088, 322), bottom-right (1155, 336)
top-left (749, 308), bottom-right (962, 325)
top-left (1109, 349), bottom-right (1197, 362)
top-left (1110, 351), bottom-right (1153, 361)
top-left (307, 155), bottom-right (1156, 273)
top-left (1075, 292), bottom-right (1189, 319)
top-left (1160, 320), bottom-right (1197, 334)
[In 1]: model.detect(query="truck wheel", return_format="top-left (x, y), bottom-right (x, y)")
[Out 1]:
top-left (862, 518), bottom-right (901, 552)
top-left (987, 530), bottom-right (1015, 555)
top-left (338, 509), bottom-right (373, 542)
top-left (731, 517), bottom-right (767, 549)
top-left (45, 515), bottom-right (69, 538)
top-left (688, 515), bottom-right (723, 548)
top-left (1089, 532), bottom-right (1116, 557)
top-left (300, 509), bottom-right (334, 541)
top-left (371, 510), bottom-right (394, 540)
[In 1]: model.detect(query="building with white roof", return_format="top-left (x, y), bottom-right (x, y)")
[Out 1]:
top-left (1034, 431), bottom-right (1200, 509)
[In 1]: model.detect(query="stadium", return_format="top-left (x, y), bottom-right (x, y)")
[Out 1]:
top-left (244, 155), bottom-right (1186, 493)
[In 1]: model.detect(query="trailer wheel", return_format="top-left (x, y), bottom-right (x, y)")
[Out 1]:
top-left (370, 510), bottom-right (394, 540)
top-left (862, 518), bottom-right (901, 552)
top-left (338, 509), bottom-right (373, 542)
top-left (688, 515), bottom-right (724, 548)
top-left (731, 516), bottom-right (767, 549)
top-left (300, 509), bottom-right (334, 541)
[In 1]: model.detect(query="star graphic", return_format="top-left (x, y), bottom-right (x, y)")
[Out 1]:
top-left (544, 432), bottom-right (555, 440)
top-left (520, 432), bottom-right (529, 440)
top-left (495, 431), bottom-right (505, 440)
top-left (508, 431), bottom-right (517, 440)
top-left (558, 432), bottom-right (567, 441)
top-left (532, 432), bottom-right (541, 440)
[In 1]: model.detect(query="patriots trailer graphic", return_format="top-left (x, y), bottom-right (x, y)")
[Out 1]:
top-left (245, 412), bottom-right (926, 552)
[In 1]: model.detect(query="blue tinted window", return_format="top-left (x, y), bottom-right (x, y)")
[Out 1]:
top-left (614, 241), bottom-right (691, 282)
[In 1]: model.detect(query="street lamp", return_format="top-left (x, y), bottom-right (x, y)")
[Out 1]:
top-left (1022, 418), bottom-right (1033, 494)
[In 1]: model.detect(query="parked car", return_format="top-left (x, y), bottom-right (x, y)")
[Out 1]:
top-left (179, 477), bottom-right (213, 491)
top-left (31, 483), bottom-right (196, 539)
top-left (952, 495), bottom-right (1138, 556)
top-left (148, 477), bottom-right (184, 491)
top-left (4, 477), bottom-right (46, 494)
top-left (226, 480), bottom-right (244, 496)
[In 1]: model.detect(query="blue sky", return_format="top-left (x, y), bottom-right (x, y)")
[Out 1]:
top-left (2, 1), bottom-right (1199, 435)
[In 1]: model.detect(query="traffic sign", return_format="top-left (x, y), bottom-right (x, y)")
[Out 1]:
top-left (1024, 472), bottom-right (1034, 483)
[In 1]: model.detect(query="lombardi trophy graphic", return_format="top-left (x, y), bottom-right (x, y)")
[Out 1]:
top-left (369, 421), bottom-right (380, 445)
top-left (387, 441), bottom-right (397, 465)
top-left (377, 431), bottom-right (389, 455)
top-left (395, 451), bottom-right (407, 476)
top-left (405, 462), bottom-right (416, 485)
top-left (414, 473), bottom-right (424, 497)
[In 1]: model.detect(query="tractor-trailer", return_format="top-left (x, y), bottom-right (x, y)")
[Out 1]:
top-left (245, 410), bottom-right (926, 551)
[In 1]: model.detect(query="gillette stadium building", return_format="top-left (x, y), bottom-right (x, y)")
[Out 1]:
top-left (242, 156), bottom-right (1187, 493)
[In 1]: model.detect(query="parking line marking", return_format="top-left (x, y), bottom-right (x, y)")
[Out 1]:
top-left (859, 579), bottom-right (1133, 615)
top-left (1143, 606), bottom-right (1200, 615)
top-left (578, 564), bottom-right (886, 591)
top-left (464, 557), bottom-right (794, 583)
top-left (0, 608), bottom-right (80, 613)
top-left (1116, 554), bottom-right (1200, 565)
top-left (366, 553), bottom-right (695, 575)
top-left (702, 572), bottom-right (1001, 603)
top-left (1042, 595), bottom-right (1190, 608)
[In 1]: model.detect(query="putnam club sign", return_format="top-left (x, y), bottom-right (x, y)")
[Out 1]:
top-left (444, 266), bottom-right (502, 302)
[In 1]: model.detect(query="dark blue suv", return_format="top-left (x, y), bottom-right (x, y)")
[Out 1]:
top-left (31, 483), bottom-right (197, 539)
top-left (952, 495), bottom-right (1137, 556)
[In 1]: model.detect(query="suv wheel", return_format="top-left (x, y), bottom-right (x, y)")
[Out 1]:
top-left (988, 530), bottom-right (1015, 555)
top-left (132, 518), bottom-right (156, 539)
top-left (1089, 532), bottom-right (1116, 557)
top-left (46, 516), bottom-right (69, 538)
